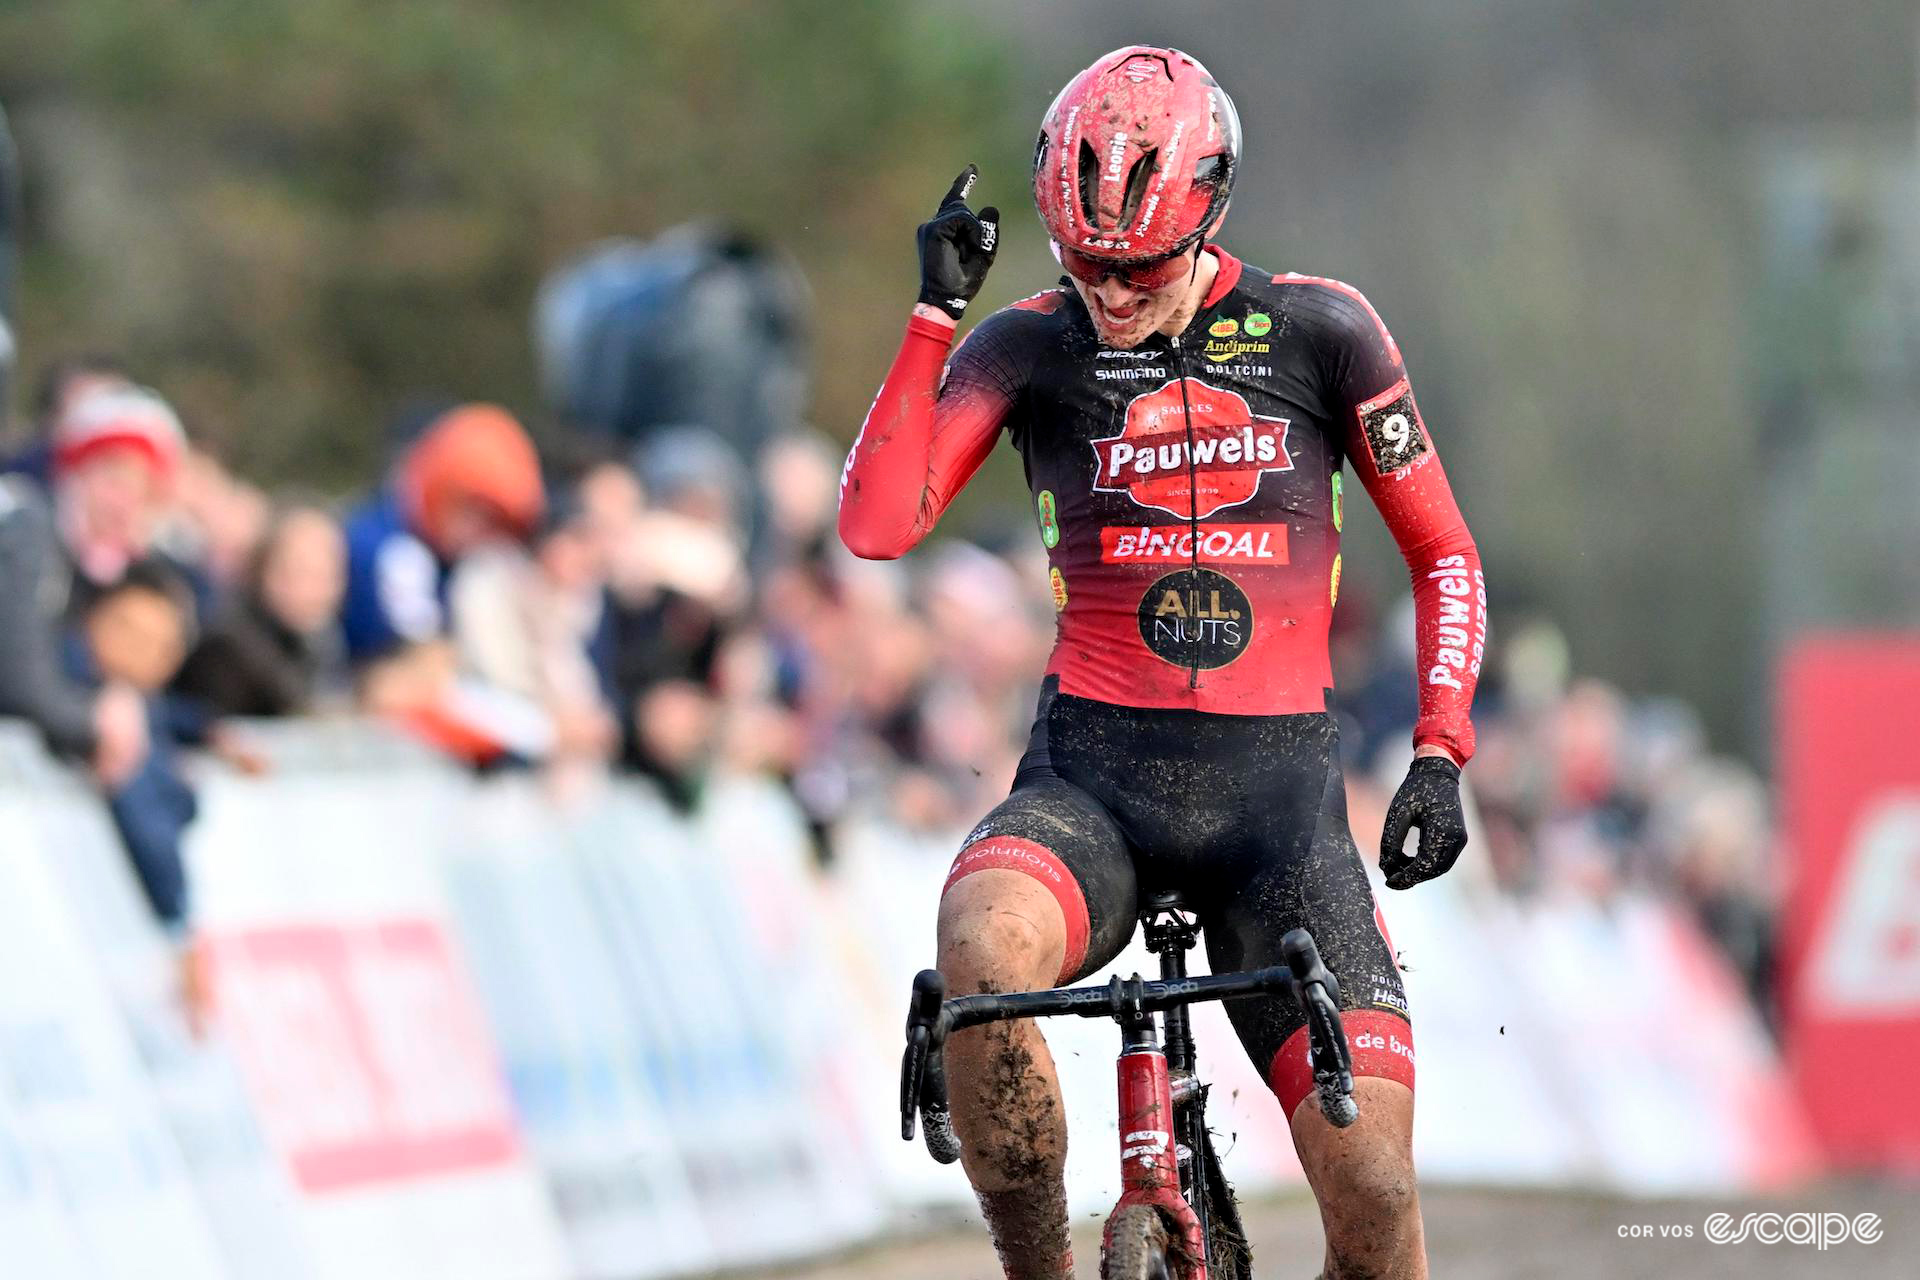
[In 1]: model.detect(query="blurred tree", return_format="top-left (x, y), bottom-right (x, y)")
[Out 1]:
top-left (0, 0), bottom-right (1018, 483)
top-left (0, 102), bottom-right (16, 429)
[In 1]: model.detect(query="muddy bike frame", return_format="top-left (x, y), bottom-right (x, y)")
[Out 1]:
top-left (901, 897), bottom-right (1358, 1279)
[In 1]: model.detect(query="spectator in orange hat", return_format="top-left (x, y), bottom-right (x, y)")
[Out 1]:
top-left (339, 403), bottom-right (551, 764)
top-left (339, 403), bottom-right (545, 663)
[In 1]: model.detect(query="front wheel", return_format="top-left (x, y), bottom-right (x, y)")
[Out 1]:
top-left (1101, 1204), bottom-right (1172, 1280)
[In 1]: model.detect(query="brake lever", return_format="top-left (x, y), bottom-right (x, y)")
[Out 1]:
top-left (1280, 928), bottom-right (1359, 1128)
top-left (901, 969), bottom-right (961, 1160)
top-left (901, 1021), bottom-right (929, 1142)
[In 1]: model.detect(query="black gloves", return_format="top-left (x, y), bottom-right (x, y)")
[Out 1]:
top-left (1379, 755), bottom-right (1468, 890)
top-left (917, 165), bottom-right (1000, 320)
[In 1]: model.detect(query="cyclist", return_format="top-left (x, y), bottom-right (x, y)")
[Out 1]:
top-left (840, 47), bottom-right (1482, 1280)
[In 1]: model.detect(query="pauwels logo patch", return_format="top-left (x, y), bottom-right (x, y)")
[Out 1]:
top-left (1092, 378), bottom-right (1292, 519)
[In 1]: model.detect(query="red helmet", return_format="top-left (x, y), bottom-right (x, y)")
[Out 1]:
top-left (1032, 46), bottom-right (1241, 262)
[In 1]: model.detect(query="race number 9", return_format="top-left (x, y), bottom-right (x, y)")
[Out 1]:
top-left (1358, 383), bottom-right (1430, 474)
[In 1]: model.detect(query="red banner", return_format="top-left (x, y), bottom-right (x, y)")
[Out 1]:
top-left (1778, 634), bottom-right (1920, 1171)
top-left (210, 920), bottom-right (521, 1192)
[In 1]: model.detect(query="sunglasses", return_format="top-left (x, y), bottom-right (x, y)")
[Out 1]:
top-left (1055, 243), bottom-right (1196, 291)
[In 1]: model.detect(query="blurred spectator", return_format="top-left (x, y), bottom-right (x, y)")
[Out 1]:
top-left (448, 478), bottom-right (619, 770)
top-left (1, 352), bottom-right (132, 483)
top-left (609, 429), bottom-right (751, 807)
top-left (50, 384), bottom-right (188, 592)
top-left (341, 403), bottom-right (545, 663)
top-left (1653, 758), bottom-right (1779, 1028)
top-left (753, 429), bottom-right (840, 573)
top-left (169, 448), bottom-right (271, 595)
top-left (62, 557), bottom-right (198, 928)
top-left (342, 404), bottom-right (550, 764)
top-left (0, 385), bottom-right (188, 788)
top-left (173, 504), bottom-right (347, 718)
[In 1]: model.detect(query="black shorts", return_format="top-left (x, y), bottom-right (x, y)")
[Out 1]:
top-left (944, 677), bottom-right (1414, 1112)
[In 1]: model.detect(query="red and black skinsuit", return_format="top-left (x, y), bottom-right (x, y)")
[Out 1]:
top-left (839, 247), bottom-right (1484, 1112)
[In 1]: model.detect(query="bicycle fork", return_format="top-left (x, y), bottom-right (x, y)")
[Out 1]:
top-left (1107, 1032), bottom-right (1208, 1277)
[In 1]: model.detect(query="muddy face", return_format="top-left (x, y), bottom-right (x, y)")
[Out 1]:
top-left (1071, 265), bottom-right (1196, 349)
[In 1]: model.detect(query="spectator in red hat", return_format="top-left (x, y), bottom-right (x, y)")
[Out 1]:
top-left (0, 352), bottom-right (132, 485)
top-left (51, 384), bottom-right (188, 589)
top-left (0, 384), bottom-right (186, 786)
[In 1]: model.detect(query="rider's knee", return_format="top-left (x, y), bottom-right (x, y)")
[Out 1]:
top-left (937, 869), bottom-right (1067, 991)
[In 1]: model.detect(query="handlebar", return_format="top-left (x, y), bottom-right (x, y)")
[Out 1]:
top-left (900, 927), bottom-right (1358, 1163)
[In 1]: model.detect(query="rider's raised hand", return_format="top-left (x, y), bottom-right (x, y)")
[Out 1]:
top-left (916, 165), bottom-right (1000, 320)
top-left (1379, 755), bottom-right (1468, 890)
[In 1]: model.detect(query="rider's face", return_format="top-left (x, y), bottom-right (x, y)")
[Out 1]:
top-left (1065, 245), bottom-right (1202, 349)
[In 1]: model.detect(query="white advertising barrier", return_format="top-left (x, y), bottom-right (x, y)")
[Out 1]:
top-left (693, 778), bottom-right (891, 1243)
top-left (438, 780), bottom-right (708, 1280)
top-left (1379, 871), bottom-right (1591, 1185)
top-left (570, 781), bottom-right (883, 1270)
top-left (1501, 893), bottom-right (1817, 1193)
top-left (0, 728), bottom-right (231, 1280)
top-left (184, 723), bottom-right (570, 1280)
top-left (437, 775), bottom-right (884, 1279)
top-left (5, 729), bottom-right (312, 1280)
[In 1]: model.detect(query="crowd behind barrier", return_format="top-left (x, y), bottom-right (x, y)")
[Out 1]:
top-left (0, 717), bottom-right (1816, 1279)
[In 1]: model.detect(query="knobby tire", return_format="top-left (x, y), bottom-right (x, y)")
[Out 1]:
top-left (1101, 1203), bottom-right (1173, 1280)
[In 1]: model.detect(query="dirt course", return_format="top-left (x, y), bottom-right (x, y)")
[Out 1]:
top-left (744, 1182), bottom-right (1914, 1278)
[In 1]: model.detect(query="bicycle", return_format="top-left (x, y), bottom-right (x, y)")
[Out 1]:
top-left (901, 889), bottom-right (1359, 1280)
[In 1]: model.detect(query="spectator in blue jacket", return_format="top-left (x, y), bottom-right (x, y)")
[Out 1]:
top-left (341, 403), bottom-right (549, 763)
top-left (63, 558), bottom-right (198, 927)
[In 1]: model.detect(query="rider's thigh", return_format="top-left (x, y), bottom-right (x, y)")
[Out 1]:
top-left (1202, 741), bottom-right (1415, 1113)
top-left (937, 869), bottom-right (1070, 993)
top-left (938, 773), bottom-right (1139, 988)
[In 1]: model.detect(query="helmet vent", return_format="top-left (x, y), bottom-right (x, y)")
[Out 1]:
top-left (1077, 138), bottom-right (1102, 226)
top-left (1119, 149), bottom-right (1158, 230)
top-left (1192, 153), bottom-right (1228, 193)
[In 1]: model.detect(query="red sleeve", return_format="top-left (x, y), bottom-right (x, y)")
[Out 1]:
top-left (836, 310), bottom-right (1015, 559)
top-left (1314, 282), bottom-right (1486, 764)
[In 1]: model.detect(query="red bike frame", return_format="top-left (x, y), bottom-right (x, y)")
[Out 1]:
top-left (902, 908), bottom-right (1350, 1278)
top-left (1104, 1046), bottom-right (1208, 1277)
